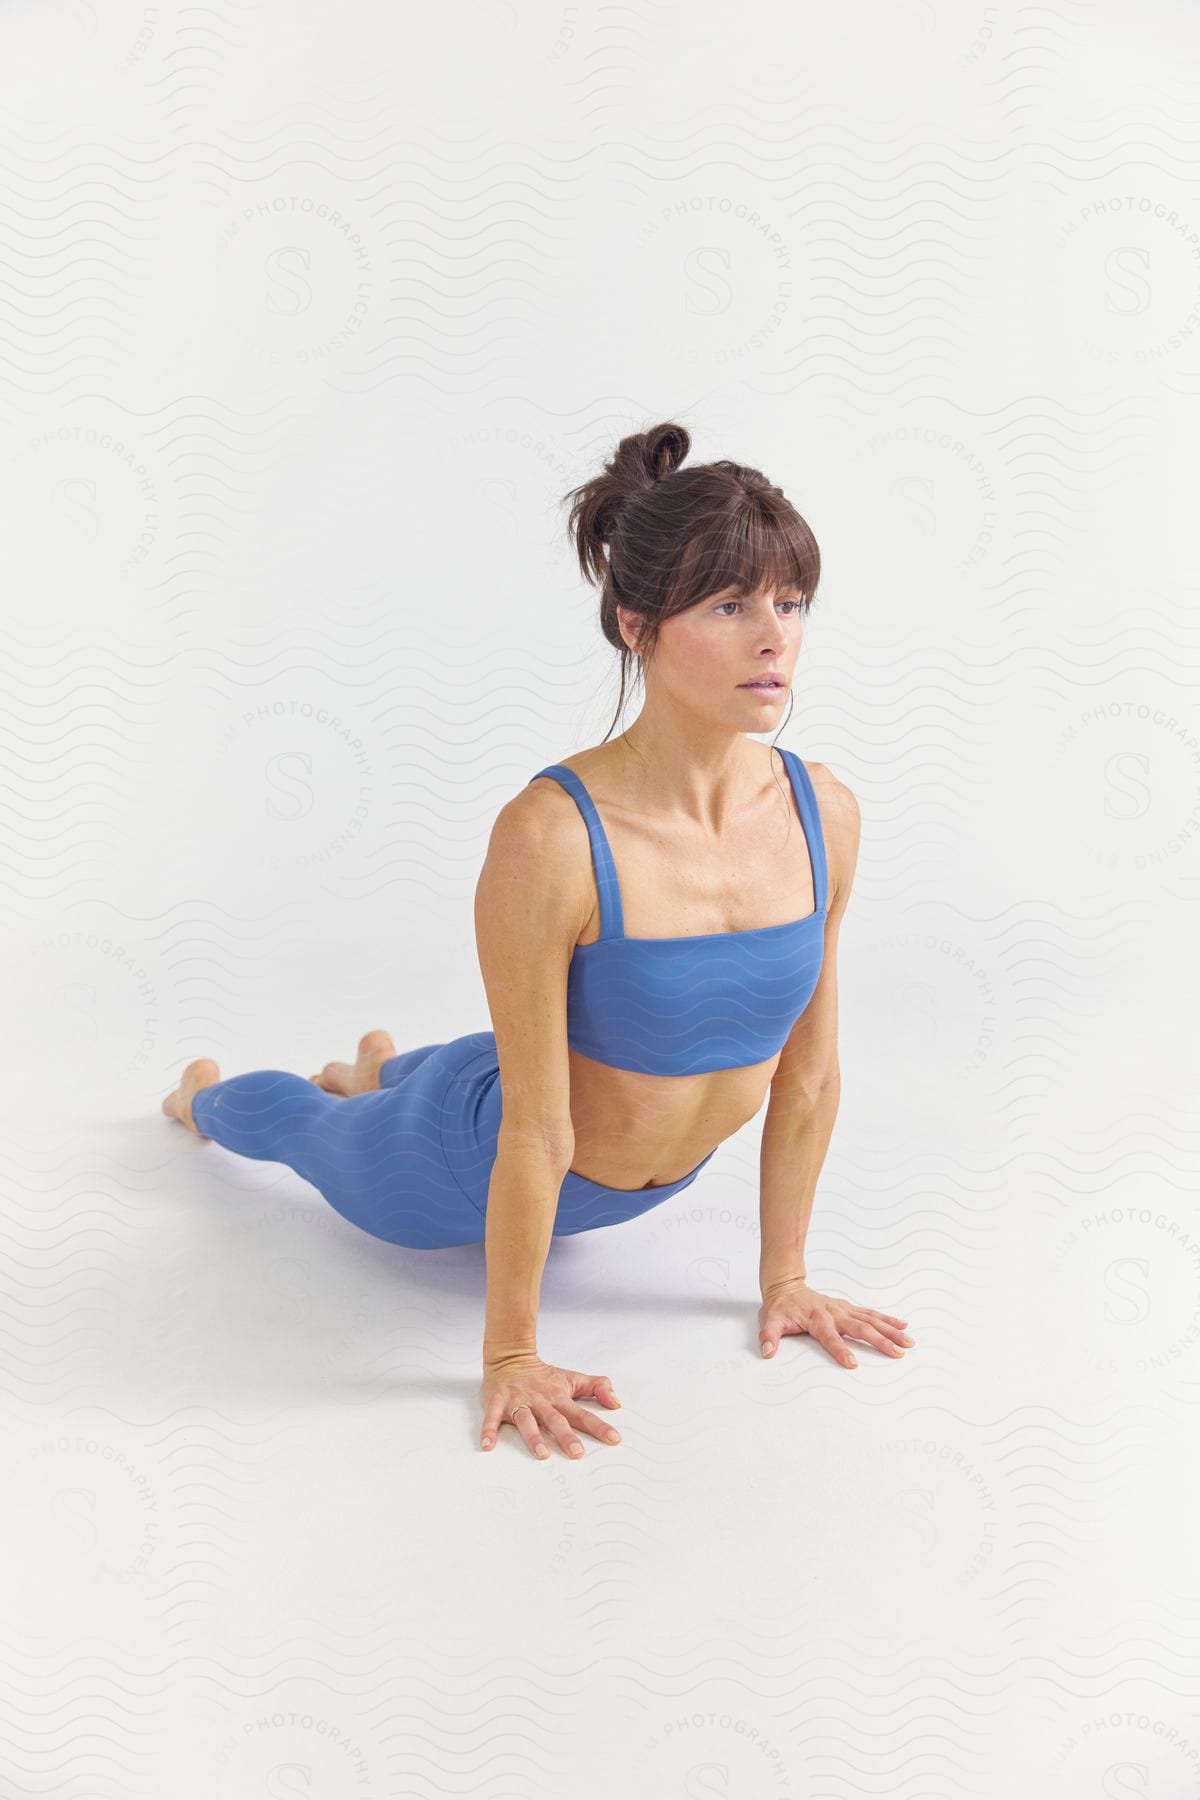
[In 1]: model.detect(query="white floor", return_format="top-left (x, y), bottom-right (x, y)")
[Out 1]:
top-left (5, 994), bottom-right (1196, 1795)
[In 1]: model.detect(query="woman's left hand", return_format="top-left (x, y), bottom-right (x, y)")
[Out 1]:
top-left (758, 1278), bottom-right (915, 1367)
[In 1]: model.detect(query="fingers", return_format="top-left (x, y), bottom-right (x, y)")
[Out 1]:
top-left (485, 1394), bottom-right (624, 1459)
top-left (480, 1400), bottom-right (506, 1451)
top-left (810, 1313), bottom-right (857, 1368)
top-left (572, 1372), bottom-right (621, 1408)
top-left (515, 1403), bottom-right (623, 1460)
top-left (848, 1308), bottom-right (916, 1347)
top-left (759, 1312), bottom-right (791, 1357)
top-left (761, 1316), bottom-right (914, 1367)
top-left (512, 1404), bottom-right (553, 1461)
top-left (562, 1400), bottom-right (622, 1446)
top-left (539, 1406), bottom-right (589, 1459)
top-left (758, 1297), bottom-right (916, 1368)
top-left (845, 1321), bottom-right (907, 1358)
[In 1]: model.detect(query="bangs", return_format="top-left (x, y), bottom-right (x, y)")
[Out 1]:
top-left (664, 488), bottom-right (821, 617)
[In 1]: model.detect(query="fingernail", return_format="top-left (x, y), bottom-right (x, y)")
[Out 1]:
top-left (848, 1357), bottom-right (858, 1367)
top-left (482, 1438), bottom-right (493, 1449)
top-left (569, 1444), bottom-right (584, 1458)
top-left (762, 1342), bottom-right (772, 1356)
top-left (607, 1431), bottom-right (620, 1443)
top-left (535, 1445), bottom-right (550, 1459)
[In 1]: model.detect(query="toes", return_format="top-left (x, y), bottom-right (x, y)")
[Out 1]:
top-left (313, 1061), bottom-right (354, 1095)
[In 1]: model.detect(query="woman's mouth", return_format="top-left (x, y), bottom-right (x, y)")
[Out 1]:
top-left (739, 679), bottom-right (786, 696)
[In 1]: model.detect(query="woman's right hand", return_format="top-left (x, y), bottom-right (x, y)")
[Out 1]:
top-left (479, 1355), bottom-right (623, 1459)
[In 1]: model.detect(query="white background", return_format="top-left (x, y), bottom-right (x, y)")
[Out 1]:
top-left (1, 1), bottom-right (1198, 1794)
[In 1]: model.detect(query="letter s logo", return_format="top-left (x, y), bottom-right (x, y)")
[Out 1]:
top-left (683, 246), bottom-right (734, 317)
top-left (264, 751), bottom-right (315, 822)
top-left (57, 478), bottom-right (100, 539)
top-left (55, 1485), bottom-right (99, 1554)
top-left (1102, 1257), bottom-right (1151, 1326)
top-left (266, 1766), bottom-right (313, 1796)
top-left (265, 247), bottom-right (314, 318)
top-left (685, 1765), bottom-right (731, 1798)
top-left (1103, 752), bottom-right (1150, 822)
top-left (1104, 247), bottom-right (1151, 318)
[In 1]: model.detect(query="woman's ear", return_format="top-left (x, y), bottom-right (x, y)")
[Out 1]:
top-left (615, 604), bottom-right (644, 655)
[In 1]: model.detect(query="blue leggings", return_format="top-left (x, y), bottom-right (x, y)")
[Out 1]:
top-left (188, 1030), bottom-right (715, 1249)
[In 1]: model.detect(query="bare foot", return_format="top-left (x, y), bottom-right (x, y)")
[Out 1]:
top-left (310, 1029), bottom-right (397, 1096)
top-left (161, 1058), bottom-right (221, 1136)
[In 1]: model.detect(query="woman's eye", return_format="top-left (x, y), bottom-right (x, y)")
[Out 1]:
top-left (714, 599), bottom-right (800, 616)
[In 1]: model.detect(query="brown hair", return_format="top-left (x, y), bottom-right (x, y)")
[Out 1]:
top-left (563, 420), bottom-right (821, 744)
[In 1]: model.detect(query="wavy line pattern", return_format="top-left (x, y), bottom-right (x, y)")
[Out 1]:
top-left (0, 0), bottom-right (1197, 1794)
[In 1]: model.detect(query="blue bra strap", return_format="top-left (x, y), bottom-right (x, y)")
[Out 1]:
top-left (779, 749), bottom-right (829, 913)
top-left (527, 765), bottom-right (626, 940)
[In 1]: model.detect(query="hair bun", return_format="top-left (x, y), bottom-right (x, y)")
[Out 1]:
top-left (635, 421), bottom-right (690, 485)
top-left (602, 421), bottom-right (691, 498)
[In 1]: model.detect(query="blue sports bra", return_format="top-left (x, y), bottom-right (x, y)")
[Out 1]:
top-left (526, 748), bottom-right (828, 1076)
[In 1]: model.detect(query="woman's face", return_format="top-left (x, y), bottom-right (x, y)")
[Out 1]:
top-left (621, 585), bottom-right (804, 724)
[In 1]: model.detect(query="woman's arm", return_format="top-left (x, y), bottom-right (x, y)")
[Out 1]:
top-left (758, 772), bottom-right (860, 1294)
top-left (473, 790), bottom-right (628, 1457)
top-left (480, 1139), bottom-right (574, 1367)
top-left (759, 1079), bottom-right (841, 1293)
top-left (472, 785), bottom-right (589, 1367)
top-left (754, 774), bottom-right (909, 1372)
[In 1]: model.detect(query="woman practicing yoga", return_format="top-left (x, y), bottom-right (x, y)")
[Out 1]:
top-left (162, 421), bottom-right (915, 1459)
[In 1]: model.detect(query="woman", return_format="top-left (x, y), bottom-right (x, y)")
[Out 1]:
top-left (161, 421), bottom-right (915, 1459)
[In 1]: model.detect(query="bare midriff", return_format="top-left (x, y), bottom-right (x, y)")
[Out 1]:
top-left (565, 1045), bottom-right (783, 1189)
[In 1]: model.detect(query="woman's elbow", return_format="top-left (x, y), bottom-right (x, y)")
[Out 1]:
top-left (494, 1117), bottom-right (576, 1172)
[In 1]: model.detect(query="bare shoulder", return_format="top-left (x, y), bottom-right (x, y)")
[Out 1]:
top-left (481, 774), bottom-right (593, 923)
top-left (500, 770), bottom-right (587, 852)
top-left (802, 760), bottom-right (861, 912)
top-left (803, 759), bottom-right (859, 838)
